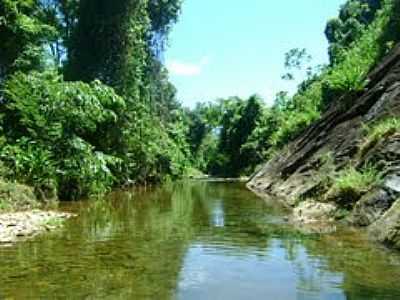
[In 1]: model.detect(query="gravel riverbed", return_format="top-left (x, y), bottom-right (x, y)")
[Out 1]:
top-left (0, 210), bottom-right (75, 244)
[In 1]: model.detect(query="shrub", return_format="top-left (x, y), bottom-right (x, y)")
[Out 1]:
top-left (327, 166), bottom-right (381, 206)
top-left (0, 138), bottom-right (58, 201)
top-left (0, 71), bottom-right (125, 200)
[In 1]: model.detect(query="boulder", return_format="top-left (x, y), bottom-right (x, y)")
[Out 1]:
top-left (292, 200), bottom-right (338, 224)
top-left (369, 200), bottom-right (400, 250)
top-left (350, 189), bottom-right (396, 226)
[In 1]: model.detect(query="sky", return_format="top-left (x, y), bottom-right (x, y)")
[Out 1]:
top-left (165, 0), bottom-right (347, 107)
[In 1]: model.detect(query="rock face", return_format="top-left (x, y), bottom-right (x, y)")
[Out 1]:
top-left (248, 45), bottom-right (400, 248)
top-left (369, 200), bottom-right (400, 249)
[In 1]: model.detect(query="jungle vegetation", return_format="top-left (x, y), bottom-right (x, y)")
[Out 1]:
top-left (0, 0), bottom-right (399, 206)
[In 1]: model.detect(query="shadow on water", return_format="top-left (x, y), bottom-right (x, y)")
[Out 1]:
top-left (0, 181), bottom-right (400, 299)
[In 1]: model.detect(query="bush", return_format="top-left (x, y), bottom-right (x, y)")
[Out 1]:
top-left (0, 71), bottom-right (125, 200)
top-left (119, 113), bottom-right (191, 184)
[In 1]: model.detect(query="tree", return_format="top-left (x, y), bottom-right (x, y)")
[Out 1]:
top-left (325, 0), bottom-right (382, 63)
top-left (0, 0), bottom-right (55, 79)
top-left (147, 0), bottom-right (182, 54)
top-left (210, 96), bottom-right (263, 176)
top-left (66, 0), bottom-right (149, 96)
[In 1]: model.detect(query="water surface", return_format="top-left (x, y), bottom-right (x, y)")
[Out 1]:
top-left (1, 181), bottom-right (400, 299)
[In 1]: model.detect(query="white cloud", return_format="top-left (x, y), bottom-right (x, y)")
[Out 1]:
top-left (166, 57), bottom-right (209, 77)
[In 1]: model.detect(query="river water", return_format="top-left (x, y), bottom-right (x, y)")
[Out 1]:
top-left (1, 181), bottom-right (400, 299)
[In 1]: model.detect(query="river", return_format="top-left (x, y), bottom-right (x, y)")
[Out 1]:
top-left (1, 181), bottom-right (400, 299)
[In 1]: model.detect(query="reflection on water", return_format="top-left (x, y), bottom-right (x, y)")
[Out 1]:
top-left (0, 181), bottom-right (400, 299)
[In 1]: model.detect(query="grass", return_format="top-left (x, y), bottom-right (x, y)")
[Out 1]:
top-left (326, 166), bottom-right (382, 206)
top-left (359, 117), bottom-right (400, 157)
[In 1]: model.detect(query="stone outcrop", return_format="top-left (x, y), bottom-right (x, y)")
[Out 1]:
top-left (248, 45), bottom-right (400, 249)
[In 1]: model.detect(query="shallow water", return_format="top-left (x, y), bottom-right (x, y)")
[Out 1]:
top-left (1, 181), bottom-right (400, 299)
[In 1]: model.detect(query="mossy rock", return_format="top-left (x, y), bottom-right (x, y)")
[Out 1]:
top-left (0, 180), bottom-right (39, 212)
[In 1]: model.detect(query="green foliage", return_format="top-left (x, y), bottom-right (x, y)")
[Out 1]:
top-left (281, 48), bottom-right (313, 81)
top-left (185, 96), bottom-right (263, 177)
top-left (325, 0), bottom-right (382, 63)
top-left (0, 0), bottom-right (188, 205)
top-left (241, 108), bottom-right (279, 166)
top-left (360, 117), bottom-right (400, 155)
top-left (0, 138), bottom-right (58, 200)
top-left (1, 71), bottom-right (125, 199)
top-left (334, 166), bottom-right (380, 192)
top-left (327, 166), bottom-right (381, 205)
top-left (61, 0), bottom-right (189, 187)
top-left (270, 83), bottom-right (323, 148)
top-left (365, 117), bottom-right (400, 141)
top-left (260, 0), bottom-right (399, 155)
top-left (323, 0), bottom-right (396, 97)
top-left (0, 0), bottom-right (56, 77)
top-left (147, 0), bottom-right (182, 52)
top-left (125, 114), bottom-right (189, 183)
top-left (66, 0), bottom-right (149, 97)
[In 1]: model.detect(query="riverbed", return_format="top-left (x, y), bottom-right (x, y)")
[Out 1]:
top-left (1, 181), bottom-right (400, 299)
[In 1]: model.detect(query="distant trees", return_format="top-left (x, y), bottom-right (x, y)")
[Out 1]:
top-left (185, 96), bottom-right (263, 177)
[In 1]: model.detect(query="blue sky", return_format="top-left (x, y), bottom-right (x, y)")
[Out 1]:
top-left (165, 0), bottom-right (347, 107)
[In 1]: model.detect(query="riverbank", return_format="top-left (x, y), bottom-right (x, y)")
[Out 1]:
top-left (0, 178), bottom-right (75, 244)
top-left (0, 210), bottom-right (74, 244)
top-left (247, 45), bottom-right (400, 251)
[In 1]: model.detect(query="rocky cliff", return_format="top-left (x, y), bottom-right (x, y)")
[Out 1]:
top-left (248, 44), bottom-right (400, 250)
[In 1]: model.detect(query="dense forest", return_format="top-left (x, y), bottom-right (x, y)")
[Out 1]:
top-left (0, 0), bottom-right (399, 208)
top-left (0, 0), bottom-right (189, 204)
